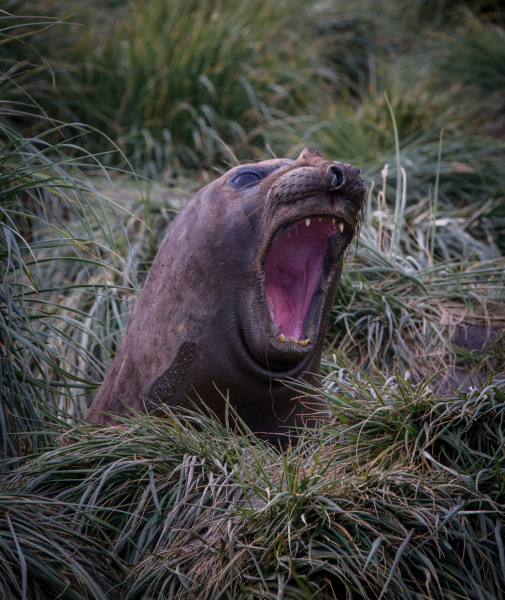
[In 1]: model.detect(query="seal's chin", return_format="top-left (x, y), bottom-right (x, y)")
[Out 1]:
top-left (265, 216), bottom-right (346, 345)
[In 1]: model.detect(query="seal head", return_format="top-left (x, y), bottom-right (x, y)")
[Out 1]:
top-left (87, 147), bottom-right (365, 444)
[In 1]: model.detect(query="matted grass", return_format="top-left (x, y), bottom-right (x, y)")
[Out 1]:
top-left (3, 375), bottom-right (505, 599)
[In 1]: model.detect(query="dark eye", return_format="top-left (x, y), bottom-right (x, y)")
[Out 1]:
top-left (231, 170), bottom-right (262, 189)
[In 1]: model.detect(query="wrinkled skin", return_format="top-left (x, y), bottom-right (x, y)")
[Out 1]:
top-left (87, 148), bottom-right (365, 445)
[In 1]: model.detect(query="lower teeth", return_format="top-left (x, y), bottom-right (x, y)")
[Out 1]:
top-left (278, 334), bottom-right (310, 346)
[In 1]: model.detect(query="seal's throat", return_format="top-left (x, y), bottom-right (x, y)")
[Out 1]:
top-left (265, 217), bottom-right (343, 340)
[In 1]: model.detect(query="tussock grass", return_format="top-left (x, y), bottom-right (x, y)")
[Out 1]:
top-left (326, 161), bottom-right (505, 377)
top-left (0, 114), bottom-right (145, 458)
top-left (294, 81), bottom-right (504, 210)
top-left (3, 377), bottom-right (505, 598)
top-left (436, 9), bottom-right (505, 103)
top-left (5, 0), bottom-right (330, 174)
top-left (0, 494), bottom-right (125, 599)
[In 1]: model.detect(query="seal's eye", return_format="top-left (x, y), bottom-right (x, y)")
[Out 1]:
top-left (231, 170), bottom-right (262, 189)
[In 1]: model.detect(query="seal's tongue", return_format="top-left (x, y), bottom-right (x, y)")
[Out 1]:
top-left (265, 218), bottom-right (341, 339)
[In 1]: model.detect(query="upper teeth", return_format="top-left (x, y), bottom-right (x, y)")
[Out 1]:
top-left (301, 217), bottom-right (344, 231)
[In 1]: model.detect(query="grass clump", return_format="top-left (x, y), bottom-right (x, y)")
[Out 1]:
top-left (0, 494), bottom-right (125, 599)
top-left (0, 23), bottom-right (148, 458)
top-left (0, 114), bottom-right (143, 459)
top-left (3, 377), bottom-right (505, 598)
top-left (325, 158), bottom-right (505, 380)
top-left (436, 9), bottom-right (505, 105)
top-left (5, 0), bottom-right (328, 174)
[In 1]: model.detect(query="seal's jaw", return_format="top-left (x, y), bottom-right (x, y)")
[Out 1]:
top-left (265, 216), bottom-right (347, 343)
top-left (234, 153), bottom-right (365, 376)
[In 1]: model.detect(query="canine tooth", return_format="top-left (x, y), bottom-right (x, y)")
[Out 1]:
top-left (305, 218), bottom-right (311, 227)
top-left (338, 222), bottom-right (344, 233)
top-left (331, 218), bottom-right (336, 224)
top-left (278, 334), bottom-right (285, 343)
top-left (299, 338), bottom-right (310, 346)
top-left (318, 218), bottom-right (322, 222)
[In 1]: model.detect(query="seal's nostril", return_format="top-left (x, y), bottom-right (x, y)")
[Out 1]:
top-left (329, 165), bottom-right (344, 189)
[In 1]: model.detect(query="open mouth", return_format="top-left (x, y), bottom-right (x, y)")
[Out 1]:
top-left (265, 216), bottom-right (345, 343)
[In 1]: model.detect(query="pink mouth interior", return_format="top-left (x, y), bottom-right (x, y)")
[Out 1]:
top-left (265, 218), bottom-right (340, 338)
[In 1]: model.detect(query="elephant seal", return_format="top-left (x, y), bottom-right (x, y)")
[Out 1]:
top-left (87, 147), bottom-right (365, 444)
